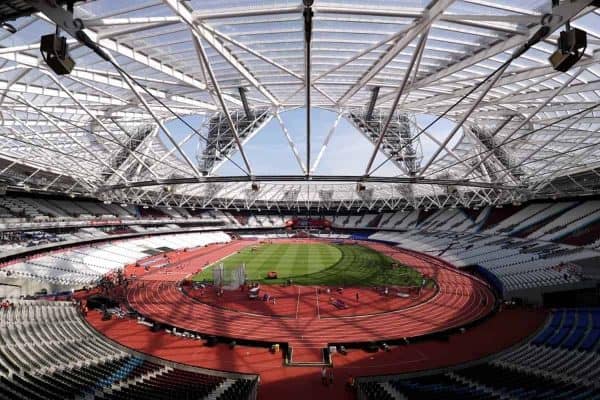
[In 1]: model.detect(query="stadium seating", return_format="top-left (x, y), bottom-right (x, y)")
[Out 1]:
top-left (357, 308), bottom-right (600, 400)
top-left (369, 230), bottom-right (593, 294)
top-left (2, 196), bottom-right (600, 298)
top-left (0, 300), bottom-right (257, 400)
top-left (0, 231), bottom-right (231, 288)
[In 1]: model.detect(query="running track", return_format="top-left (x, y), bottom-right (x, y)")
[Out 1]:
top-left (126, 240), bottom-right (495, 348)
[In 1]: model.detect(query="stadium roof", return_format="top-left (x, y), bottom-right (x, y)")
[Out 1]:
top-left (1, 0), bottom-right (600, 210)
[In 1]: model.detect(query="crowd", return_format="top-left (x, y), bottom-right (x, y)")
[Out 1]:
top-left (0, 299), bottom-right (15, 310)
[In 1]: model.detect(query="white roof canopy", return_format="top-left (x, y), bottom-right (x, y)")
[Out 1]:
top-left (1, 0), bottom-right (600, 209)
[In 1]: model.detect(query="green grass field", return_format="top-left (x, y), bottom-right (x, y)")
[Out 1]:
top-left (193, 243), bottom-right (423, 287)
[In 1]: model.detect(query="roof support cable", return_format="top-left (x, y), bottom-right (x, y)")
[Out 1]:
top-left (426, 99), bottom-right (600, 183)
top-left (74, 30), bottom-right (251, 177)
top-left (1, 92), bottom-right (192, 179)
top-left (366, 23), bottom-right (553, 178)
top-left (303, 0), bottom-right (314, 178)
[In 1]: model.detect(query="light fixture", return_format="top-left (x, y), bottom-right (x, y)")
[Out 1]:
top-left (1, 22), bottom-right (16, 34)
top-left (549, 25), bottom-right (586, 72)
top-left (40, 32), bottom-right (75, 75)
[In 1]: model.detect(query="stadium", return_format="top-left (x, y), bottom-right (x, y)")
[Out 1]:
top-left (1, 0), bottom-right (600, 399)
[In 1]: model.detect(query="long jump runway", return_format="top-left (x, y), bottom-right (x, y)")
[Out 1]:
top-left (126, 240), bottom-right (495, 349)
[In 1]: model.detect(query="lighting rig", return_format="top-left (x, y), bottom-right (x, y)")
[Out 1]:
top-left (40, 27), bottom-right (75, 75)
top-left (549, 22), bottom-right (587, 72)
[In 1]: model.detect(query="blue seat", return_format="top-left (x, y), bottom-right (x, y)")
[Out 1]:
top-left (548, 325), bottom-right (573, 347)
top-left (563, 310), bottom-right (590, 349)
top-left (550, 310), bottom-right (564, 327)
top-left (533, 310), bottom-right (564, 345)
top-left (592, 311), bottom-right (600, 328)
top-left (563, 327), bottom-right (585, 349)
top-left (563, 310), bottom-right (575, 327)
top-left (579, 328), bottom-right (600, 351)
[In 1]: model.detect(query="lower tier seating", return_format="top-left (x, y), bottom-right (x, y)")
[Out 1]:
top-left (1, 231), bottom-right (231, 286)
top-left (0, 300), bottom-right (257, 400)
top-left (357, 308), bottom-right (600, 400)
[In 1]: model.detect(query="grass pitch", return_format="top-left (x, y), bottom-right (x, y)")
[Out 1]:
top-left (193, 243), bottom-right (422, 287)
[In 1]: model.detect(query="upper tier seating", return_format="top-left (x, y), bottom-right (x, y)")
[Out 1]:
top-left (0, 197), bottom-right (45, 220)
top-left (489, 202), bottom-right (575, 235)
top-left (528, 201), bottom-right (600, 241)
top-left (378, 211), bottom-right (418, 229)
top-left (0, 300), bottom-right (257, 400)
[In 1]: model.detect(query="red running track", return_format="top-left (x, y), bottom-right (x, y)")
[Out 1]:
top-left (183, 284), bottom-right (436, 318)
top-left (126, 240), bottom-right (495, 349)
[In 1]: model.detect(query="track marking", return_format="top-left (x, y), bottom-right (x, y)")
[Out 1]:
top-left (295, 285), bottom-right (301, 319)
top-left (316, 287), bottom-right (320, 319)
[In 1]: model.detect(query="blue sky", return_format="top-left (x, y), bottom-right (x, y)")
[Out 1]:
top-left (161, 108), bottom-right (460, 176)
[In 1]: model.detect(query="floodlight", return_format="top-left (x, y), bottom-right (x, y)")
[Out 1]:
top-left (549, 27), bottom-right (586, 72)
top-left (1, 22), bottom-right (16, 34)
top-left (40, 33), bottom-right (75, 75)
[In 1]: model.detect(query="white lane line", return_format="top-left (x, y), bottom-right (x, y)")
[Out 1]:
top-left (296, 285), bottom-right (301, 319)
top-left (316, 287), bottom-right (320, 320)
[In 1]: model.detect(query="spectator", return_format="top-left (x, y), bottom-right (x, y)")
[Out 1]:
top-left (346, 375), bottom-right (355, 390)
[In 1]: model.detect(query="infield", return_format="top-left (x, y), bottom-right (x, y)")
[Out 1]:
top-left (193, 243), bottom-right (423, 287)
